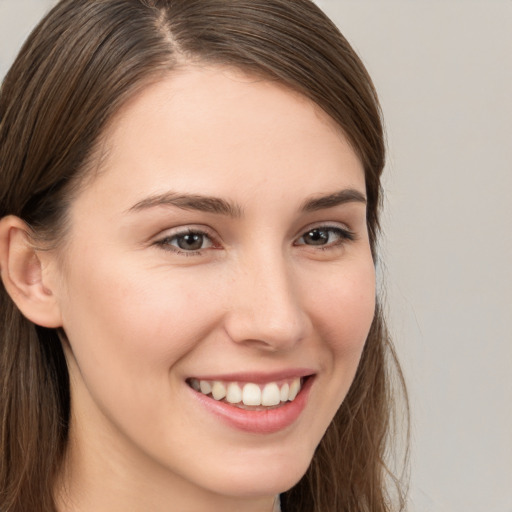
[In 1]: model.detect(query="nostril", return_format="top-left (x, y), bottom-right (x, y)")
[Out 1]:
top-left (223, 307), bottom-right (307, 351)
top-left (224, 264), bottom-right (307, 348)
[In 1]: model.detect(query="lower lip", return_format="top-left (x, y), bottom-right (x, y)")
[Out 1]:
top-left (189, 377), bottom-right (314, 434)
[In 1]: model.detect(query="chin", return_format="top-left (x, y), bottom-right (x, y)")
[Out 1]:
top-left (194, 445), bottom-right (314, 499)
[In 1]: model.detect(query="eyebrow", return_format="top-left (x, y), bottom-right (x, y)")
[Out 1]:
top-left (127, 188), bottom-right (366, 217)
top-left (300, 189), bottom-right (367, 212)
top-left (128, 192), bottom-right (243, 217)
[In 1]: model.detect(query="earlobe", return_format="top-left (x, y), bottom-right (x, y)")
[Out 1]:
top-left (0, 215), bottom-right (63, 328)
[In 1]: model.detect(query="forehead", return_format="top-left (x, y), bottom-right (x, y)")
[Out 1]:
top-left (77, 65), bottom-right (365, 213)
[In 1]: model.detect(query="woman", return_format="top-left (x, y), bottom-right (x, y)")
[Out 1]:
top-left (0, 1), bottom-right (407, 511)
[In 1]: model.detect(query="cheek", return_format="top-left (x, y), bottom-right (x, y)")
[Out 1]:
top-left (58, 257), bottom-right (227, 456)
top-left (58, 254), bottom-right (222, 387)
top-left (310, 257), bottom-right (376, 358)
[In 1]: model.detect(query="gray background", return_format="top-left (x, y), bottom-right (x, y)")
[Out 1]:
top-left (1, 1), bottom-right (511, 511)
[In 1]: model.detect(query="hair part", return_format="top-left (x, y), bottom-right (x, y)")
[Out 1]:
top-left (0, 1), bottom-right (408, 511)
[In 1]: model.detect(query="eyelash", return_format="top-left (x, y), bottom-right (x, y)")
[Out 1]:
top-left (294, 225), bottom-right (356, 250)
top-left (154, 228), bottom-right (218, 257)
top-left (154, 225), bottom-right (356, 256)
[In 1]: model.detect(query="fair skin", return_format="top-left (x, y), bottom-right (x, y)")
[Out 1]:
top-left (0, 66), bottom-right (375, 512)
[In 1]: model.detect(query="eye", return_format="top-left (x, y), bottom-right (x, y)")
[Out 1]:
top-left (295, 226), bottom-right (355, 248)
top-left (155, 229), bottom-right (215, 254)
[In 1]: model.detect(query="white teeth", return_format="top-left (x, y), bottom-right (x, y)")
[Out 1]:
top-left (211, 381), bottom-right (227, 400)
top-left (261, 383), bottom-right (281, 406)
top-left (191, 377), bottom-right (305, 406)
top-left (280, 383), bottom-right (289, 402)
top-left (242, 383), bottom-right (262, 406)
top-left (288, 378), bottom-right (301, 401)
top-left (226, 382), bottom-right (242, 404)
top-left (200, 380), bottom-right (212, 395)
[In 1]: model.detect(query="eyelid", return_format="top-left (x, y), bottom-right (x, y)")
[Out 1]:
top-left (295, 221), bottom-right (355, 238)
top-left (294, 223), bottom-right (356, 248)
top-left (154, 224), bottom-right (217, 240)
top-left (153, 225), bottom-right (221, 255)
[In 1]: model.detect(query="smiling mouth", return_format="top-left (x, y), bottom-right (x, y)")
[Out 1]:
top-left (186, 377), bottom-right (308, 410)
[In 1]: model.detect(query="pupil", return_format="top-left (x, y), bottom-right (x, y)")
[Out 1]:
top-left (305, 229), bottom-right (328, 245)
top-left (178, 233), bottom-right (203, 250)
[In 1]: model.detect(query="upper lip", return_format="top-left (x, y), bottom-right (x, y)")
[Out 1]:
top-left (187, 368), bottom-right (315, 384)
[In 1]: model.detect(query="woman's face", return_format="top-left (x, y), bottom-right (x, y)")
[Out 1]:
top-left (53, 66), bottom-right (375, 507)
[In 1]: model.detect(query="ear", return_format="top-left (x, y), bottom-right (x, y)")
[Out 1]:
top-left (0, 215), bottom-right (63, 328)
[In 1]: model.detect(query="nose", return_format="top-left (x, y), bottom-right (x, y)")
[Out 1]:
top-left (223, 250), bottom-right (308, 351)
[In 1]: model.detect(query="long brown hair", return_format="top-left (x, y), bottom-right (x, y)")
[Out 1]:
top-left (0, 1), bottom-right (408, 511)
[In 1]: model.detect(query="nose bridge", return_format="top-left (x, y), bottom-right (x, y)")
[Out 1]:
top-left (225, 246), bottom-right (307, 350)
